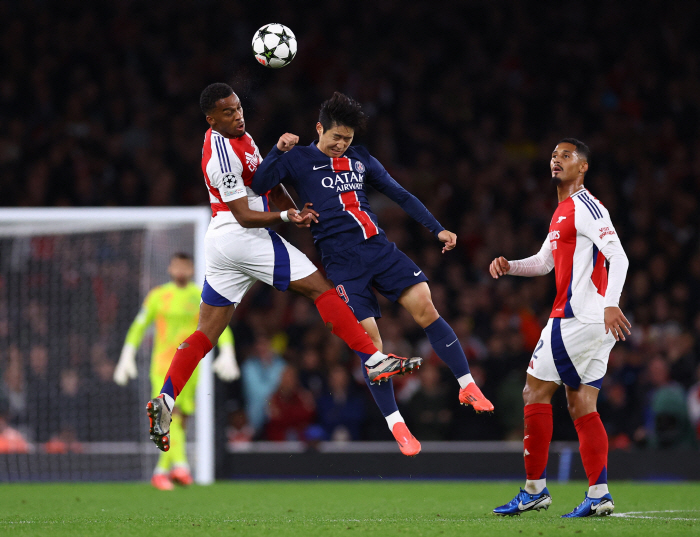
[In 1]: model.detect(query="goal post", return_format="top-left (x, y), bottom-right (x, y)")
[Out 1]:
top-left (0, 207), bottom-right (215, 484)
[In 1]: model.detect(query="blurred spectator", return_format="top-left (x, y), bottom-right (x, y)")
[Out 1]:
top-left (403, 362), bottom-right (452, 440)
top-left (316, 365), bottom-right (366, 441)
top-left (265, 366), bottom-right (316, 441)
top-left (644, 358), bottom-right (695, 449)
top-left (0, 395), bottom-right (29, 454)
top-left (226, 408), bottom-right (255, 448)
top-left (242, 336), bottom-right (286, 433)
top-left (688, 364), bottom-right (700, 442)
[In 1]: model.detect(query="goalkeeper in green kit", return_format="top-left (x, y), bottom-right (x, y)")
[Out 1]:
top-left (114, 253), bottom-right (238, 490)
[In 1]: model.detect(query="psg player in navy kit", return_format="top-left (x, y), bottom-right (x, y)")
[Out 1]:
top-left (253, 92), bottom-right (494, 455)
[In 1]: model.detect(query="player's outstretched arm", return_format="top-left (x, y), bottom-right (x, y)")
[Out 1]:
top-left (251, 133), bottom-right (297, 195)
top-left (491, 238), bottom-right (554, 279)
top-left (365, 155), bottom-right (446, 238)
top-left (225, 196), bottom-right (311, 228)
top-left (114, 294), bottom-right (156, 385)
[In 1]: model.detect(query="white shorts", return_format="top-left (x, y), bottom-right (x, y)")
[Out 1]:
top-left (202, 227), bottom-right (317, 306)
top-left (527, 317), bottom-right (616, 389)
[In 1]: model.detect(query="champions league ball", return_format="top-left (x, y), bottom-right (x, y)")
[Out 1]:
top-left (252, 23), bottom-right (297, 69)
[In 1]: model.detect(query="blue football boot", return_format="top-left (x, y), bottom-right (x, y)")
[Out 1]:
top-left (493, 487), bottom-right (552, 516)
top-left (561, 492), bottom-right (614, 518)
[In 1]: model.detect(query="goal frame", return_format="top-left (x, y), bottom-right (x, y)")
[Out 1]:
top-left (0, 207), bottom-right (215, 485)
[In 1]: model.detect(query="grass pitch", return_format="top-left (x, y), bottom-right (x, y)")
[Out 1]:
top-left (0, 481), bottom-right (698, 536)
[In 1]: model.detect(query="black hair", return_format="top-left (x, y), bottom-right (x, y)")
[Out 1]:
top-left (200, 83), bottom-right (234, 115)
top-left (318, 92), bottom-right (367, 133)
top-left (171, 252), bottom-right (193, 262)
top-left (558, 138), bottom-right (590, 162)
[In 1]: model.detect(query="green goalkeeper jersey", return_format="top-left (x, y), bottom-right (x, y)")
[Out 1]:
top-left (124, 281), bottom-right (234, 380)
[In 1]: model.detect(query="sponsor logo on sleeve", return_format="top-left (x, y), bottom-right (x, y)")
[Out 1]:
top-left (598, 226), bottom-right (616, 239)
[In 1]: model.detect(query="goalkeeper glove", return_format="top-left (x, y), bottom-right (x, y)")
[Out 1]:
top-left (212, 344), bottom-right (240, 381)
top-left (114, 344), bottom-right (138, 386)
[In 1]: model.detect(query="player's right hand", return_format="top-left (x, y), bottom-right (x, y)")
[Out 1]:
top-left (114, 344), bottom-right (138, 386)
top-left (489, 256), bottom-right (510, 279)
top-left (287, 208), bottom-right (313, 227)
top-left (277, 133), bottom-right (299, 152)
top-left (297, 203), bottom-right (319, 227)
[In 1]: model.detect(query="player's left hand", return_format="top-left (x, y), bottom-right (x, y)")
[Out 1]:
top-left (212, 345), bottom-right (240, 381)
top-left (438, 230), bottom-right (457, 254)
top-left (604, 307), bottom-right (632, 342)
top-left (287, 208), bottom-right (313, 227)
top-left (277, 133), bottom-right (299, 152)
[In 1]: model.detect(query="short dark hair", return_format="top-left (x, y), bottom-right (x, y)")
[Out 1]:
top-left (558, 138), bottom-right (590, 161)
top-left (200, 83), bottom-right (234, 115)
top-left (318, 92), bottom-right (367, 133)
top-left (171, 252), bottom-right (193, 262)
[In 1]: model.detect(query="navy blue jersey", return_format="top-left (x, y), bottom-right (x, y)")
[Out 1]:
top-left (252, 142), bottom-right (445, 256)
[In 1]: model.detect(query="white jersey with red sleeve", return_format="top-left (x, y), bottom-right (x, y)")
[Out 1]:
top-left (548, 188), bottom-right (620, 323)
top-left (201, 128), bottom-right (267, 235)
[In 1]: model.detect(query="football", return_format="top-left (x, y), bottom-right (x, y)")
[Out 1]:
top-left (252, 23), bottom-right (297, 69)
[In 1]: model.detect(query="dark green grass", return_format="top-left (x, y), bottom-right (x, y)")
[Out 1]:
top-left (1, 481), bottom-right (698, 536)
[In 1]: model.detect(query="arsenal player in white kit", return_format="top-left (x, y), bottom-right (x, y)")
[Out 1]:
top-left (490, 139), bottom-right (630, 518)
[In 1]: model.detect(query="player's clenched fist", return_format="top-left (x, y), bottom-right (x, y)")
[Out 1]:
top-left (438, 230), bottom-right (457, 253)
top-left (277, 133), bottom-right (299, 152)
top-left (489, 256), bottom-right (510, 278)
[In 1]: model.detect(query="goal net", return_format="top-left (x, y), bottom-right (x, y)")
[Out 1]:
top-left (0, 208), bottom-right (214, 484)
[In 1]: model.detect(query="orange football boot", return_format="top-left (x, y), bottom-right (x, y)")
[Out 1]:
top-left (170, 466), bottom-right (194, 486)
top-left (391, 422), bottom-right (421, 456)
top-left (458, 383), bottom-right (494, 412)
top-left (151, 473), bottom-right (174, 491)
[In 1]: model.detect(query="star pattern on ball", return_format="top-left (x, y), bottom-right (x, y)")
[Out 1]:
top-left (256, 27), bottom-right (276, 59)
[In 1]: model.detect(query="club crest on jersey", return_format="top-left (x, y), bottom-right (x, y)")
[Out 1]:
top-left (354, 161), bottom-right (365, 173)
top-left (222, 173), bottom-right (237, 188)
top-left (557, 216), bottom-right (567, 223)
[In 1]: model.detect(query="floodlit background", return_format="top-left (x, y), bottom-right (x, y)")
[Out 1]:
top-left (0, 0), bottom-right (698, 480)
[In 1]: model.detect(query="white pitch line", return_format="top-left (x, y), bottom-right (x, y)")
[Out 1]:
top-left (612, 509), bottom-right (700, 521)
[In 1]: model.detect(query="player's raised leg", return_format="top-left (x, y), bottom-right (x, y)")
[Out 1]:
top-left (561, 384), bottom-right (614, 518)
top-left (289, 271), bottom-right (418, 383)
top-left (397, 282), bottom-right (493, 412)
top-left (147, 302), bottom-right (235, 451)
top-left (358, 318), bottom-right (420, 456)
top-left (494, 375), bottom-right (557, 516)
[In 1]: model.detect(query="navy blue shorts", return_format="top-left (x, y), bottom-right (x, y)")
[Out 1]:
top-left (322, 236), bottom-right (428, 321)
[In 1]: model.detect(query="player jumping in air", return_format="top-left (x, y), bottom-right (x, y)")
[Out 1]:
top-left (252, 92), bottom-right (494, 457)
top-left (115, 253), bottom-right (238, 490)
top-left (146, 83), bottom-right (421, 453)
top-left (489, 139), bottom-right (630, 517)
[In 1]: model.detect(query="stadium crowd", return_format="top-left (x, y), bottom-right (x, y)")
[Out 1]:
top-left (1, 0), bottom-right (699, 451)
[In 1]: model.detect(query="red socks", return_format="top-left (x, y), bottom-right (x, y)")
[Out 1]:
top-left (575, 411), bottom-right (608, 486)
top-left (314, 289), bottom-right (377, 359)
top-left (160, 330), bottom-right (213, 400)
top-left (523, 403), bottom-right (553, 480)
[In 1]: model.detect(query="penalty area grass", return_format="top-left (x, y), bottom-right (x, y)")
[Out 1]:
top-left (0, 481), bottom-right (698, 536)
